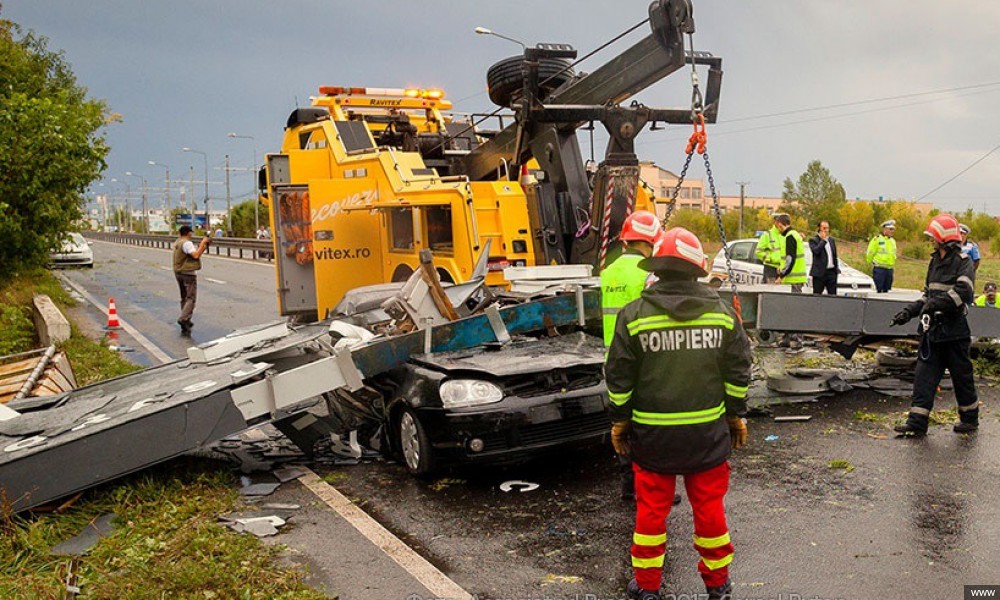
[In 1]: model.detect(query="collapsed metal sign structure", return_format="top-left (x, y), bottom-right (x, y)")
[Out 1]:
top-left (0, 291), bottom-right (598, 512)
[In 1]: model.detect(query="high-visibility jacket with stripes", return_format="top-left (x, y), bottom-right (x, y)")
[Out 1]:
top-left (866, 234), bottom-right (897, 269)
top-left (605, 279), bottom-right (753, 474)
top-left (974, 295), bottom-right (997, 308)
top-left (601, 253), bottom-right (648, 347)
top-left (754, 225), bottom-right (784, 269)
top-left (778, 229), bottom-right (807, 284)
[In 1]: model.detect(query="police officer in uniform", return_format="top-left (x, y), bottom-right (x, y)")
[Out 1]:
top-left (867, 220), bottom-right (897, 293)
top-left (754, 214), bottom-right (786, 283)
top-left (602, 210), bottom-right (663, 500)
top-left (891, 214), bottom-right (979, 435)
top-left (606, 227), bottom-right (752, 600)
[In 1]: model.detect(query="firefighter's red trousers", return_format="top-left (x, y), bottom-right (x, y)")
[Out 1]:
top-left (631, 461), bottom-right (734, 591)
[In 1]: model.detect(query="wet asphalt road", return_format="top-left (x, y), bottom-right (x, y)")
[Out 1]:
top-left (58, 242), bottom-right (1000, 599)
top-left (328, 387), bottom-right (1000, 600)
top-left (59, 239), bottom-right (278, 363)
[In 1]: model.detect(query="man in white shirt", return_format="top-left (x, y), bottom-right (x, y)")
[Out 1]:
top-left (172, 225), bottom-right (211, 334)
top-left (807, 221), bottom-right (840, 295)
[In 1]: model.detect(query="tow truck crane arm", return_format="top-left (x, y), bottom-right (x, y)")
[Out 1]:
top-left (457, 0), bottom-right (722, 268)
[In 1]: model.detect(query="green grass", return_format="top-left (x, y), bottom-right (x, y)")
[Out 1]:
top-left (0, 461), bottom-right (328, 599)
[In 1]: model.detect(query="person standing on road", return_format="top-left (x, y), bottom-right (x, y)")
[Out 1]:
top-left (808, 221), bottom-right (840, 295)
top-left (866, 220), bottom-right (897, 293)
top-left (774, 213), bottom-right (806, 348)
top-left (605, 227), bottom-right (752, 600)
top-left (602, 210), bottom-right (662, 501)
top-left (755, 214), bottom-right (785, 283)
top-left (173, 225), bottom-right (210, 335)
top-left (959, 224), bottom-right (981, 272)
top-left (974, 282), bottom-right (997, 308)
top-left (891, 214), bottom-right (978, 436)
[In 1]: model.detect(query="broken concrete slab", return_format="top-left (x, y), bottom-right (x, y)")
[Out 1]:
top-left (272, 466), bottom-right (308, 483)
top-left (223, 515), bottom-right (286, 537)
top-left (50, 513), bottom-right (117, 556)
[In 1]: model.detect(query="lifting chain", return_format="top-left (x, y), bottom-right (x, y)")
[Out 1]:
top-left (660, 32), bottom-right (743, 322)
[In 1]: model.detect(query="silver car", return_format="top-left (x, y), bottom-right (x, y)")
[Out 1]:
top-left (50, 232), bottom-right (94, 268)
top-left (711, 238), bottom-right (874, 293)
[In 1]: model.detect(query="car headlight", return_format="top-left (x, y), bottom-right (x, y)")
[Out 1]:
top-left (439, 379), bottom-right (503, 408)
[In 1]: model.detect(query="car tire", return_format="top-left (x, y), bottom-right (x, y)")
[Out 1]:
top-left (397, 407), bottom-right (436, 477)
top-left (486, 56), bottom-right (576, 108)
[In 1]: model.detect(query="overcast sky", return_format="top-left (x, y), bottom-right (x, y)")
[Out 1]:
top-left (5, 0), bottom-right (999, 214)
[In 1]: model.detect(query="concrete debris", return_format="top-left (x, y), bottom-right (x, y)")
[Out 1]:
top-left (272, 465), bottom-right (308, 483)
top-left (223, 515), bottom-right (286, 537)
top-left (50, 513), bottom-right (117, 556)
top-left (239, 475), bottom-right (281, 497)
top-left (499, 480), bottom-right (540, 493)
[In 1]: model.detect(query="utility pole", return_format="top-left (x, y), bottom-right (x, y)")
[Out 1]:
top-left (142, 178), bottom-right (148, 233)
top-left (736, 181), bottom-right (749, 238)
top-left (124, 182), bottom-right (132, 232)
top-left (189, 166), bottom-right (196, 230)
top-left (225, 154), bottom-right (232, 234)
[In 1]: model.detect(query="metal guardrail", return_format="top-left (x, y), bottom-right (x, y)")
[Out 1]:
top-left (84, 232), bottom-right (275, 262)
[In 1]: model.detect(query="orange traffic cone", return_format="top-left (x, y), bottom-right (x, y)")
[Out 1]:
top-left (105, 297), bottom-right (122, 330)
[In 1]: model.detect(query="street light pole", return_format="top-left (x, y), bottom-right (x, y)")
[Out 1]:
top-left (148, 160), bottom-right (171, 228)
top-left (125, 171), bottom-right (148, 233)
top-left (227, 133), bottom-right (258, 230)
top-left (183, 147), bottom-right (209, 231)
top-left (225, 154), bottom-right (231, 234)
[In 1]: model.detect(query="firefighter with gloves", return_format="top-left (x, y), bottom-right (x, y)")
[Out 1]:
top-left (605, 227), bottom-right (752, 600)
top-left (891, 214), bottom-right (979, 435)
top-left (602, 210), bottom-right (664, 501)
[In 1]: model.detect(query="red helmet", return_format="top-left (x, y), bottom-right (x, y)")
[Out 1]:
top-left (924, 214), bottom-right (962, 244)
top-left (639, 227), bottom-right (708, 276)
top-left (620, 210), bottom-right (662, 244)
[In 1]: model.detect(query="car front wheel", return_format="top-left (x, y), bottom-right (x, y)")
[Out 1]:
top-left (397, 408), bottom-right (436, 477)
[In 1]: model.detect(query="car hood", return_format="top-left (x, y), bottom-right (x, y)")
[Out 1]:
top-left (410, 332), bottom-right (605, 377)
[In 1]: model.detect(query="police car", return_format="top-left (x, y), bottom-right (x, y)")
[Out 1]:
top-left (710, 238), bottom-right (875, 293)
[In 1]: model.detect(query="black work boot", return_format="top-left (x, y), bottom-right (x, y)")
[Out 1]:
top-left (706, 579), bottom-right (733, 600)
top-left (626, 578), bottom-right (661, 600)
top-left (953, 421), bottom-right (979, 433)
top-left (893, 422), bottom-right (927, 436)
top-left (673, 493), bottom-right (682, 506)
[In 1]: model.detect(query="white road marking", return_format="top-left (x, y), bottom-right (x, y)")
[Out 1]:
top-left (159, 266), bottom-right (172, 271)
top-left (297, 469), bottom-right (472, 600)
top-left (204, 277), bottom-right (227, 285)
top-left (56, 274), bottom-right (174, 365)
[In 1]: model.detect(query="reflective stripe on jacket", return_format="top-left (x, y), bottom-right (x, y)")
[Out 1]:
top-left (974, 295), bottom-right (997, 308)
top-left (601, 253), bottom-right (648, 346)
top-left (605, 280), bottom-right (752, 474)
top-left (903, 244), bottom-right (975, 342)
top-left (779, 229), bottom-right (807, 284)
top-left (866, 235), bottom-right (896, 268)
top-left (754, 226), bottom-right (783, 268)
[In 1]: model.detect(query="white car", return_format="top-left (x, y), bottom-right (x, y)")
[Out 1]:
top-left (710, 238), bottom-right (874, 293)
top-left (50, 232), bottom-right (94, 268)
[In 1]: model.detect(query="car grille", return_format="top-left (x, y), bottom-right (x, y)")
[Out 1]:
top-left (479, 409), bottom-right (609, 453)
top-left (501, 366), bottom-right (603, 398)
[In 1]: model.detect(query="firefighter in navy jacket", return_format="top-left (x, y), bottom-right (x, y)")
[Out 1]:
top-left (605, 227), bottom-right (752, 600)
top-left (892, 214), bottom-right (979, 435)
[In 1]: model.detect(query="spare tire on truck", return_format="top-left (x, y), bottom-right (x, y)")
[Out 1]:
top-left (486, 56), bottom-right (576, 108)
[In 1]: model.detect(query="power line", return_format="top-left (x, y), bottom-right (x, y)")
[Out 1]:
top-left (638, 86), bottom-right (1000, 146)
top-left (722, 80), bottom-right (1000, 124)
top-left (916, 142), bottom-right (1000, 201)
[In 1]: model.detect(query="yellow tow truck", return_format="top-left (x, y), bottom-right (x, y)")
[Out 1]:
top-left (260, 0), bottom-right (722, 320)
